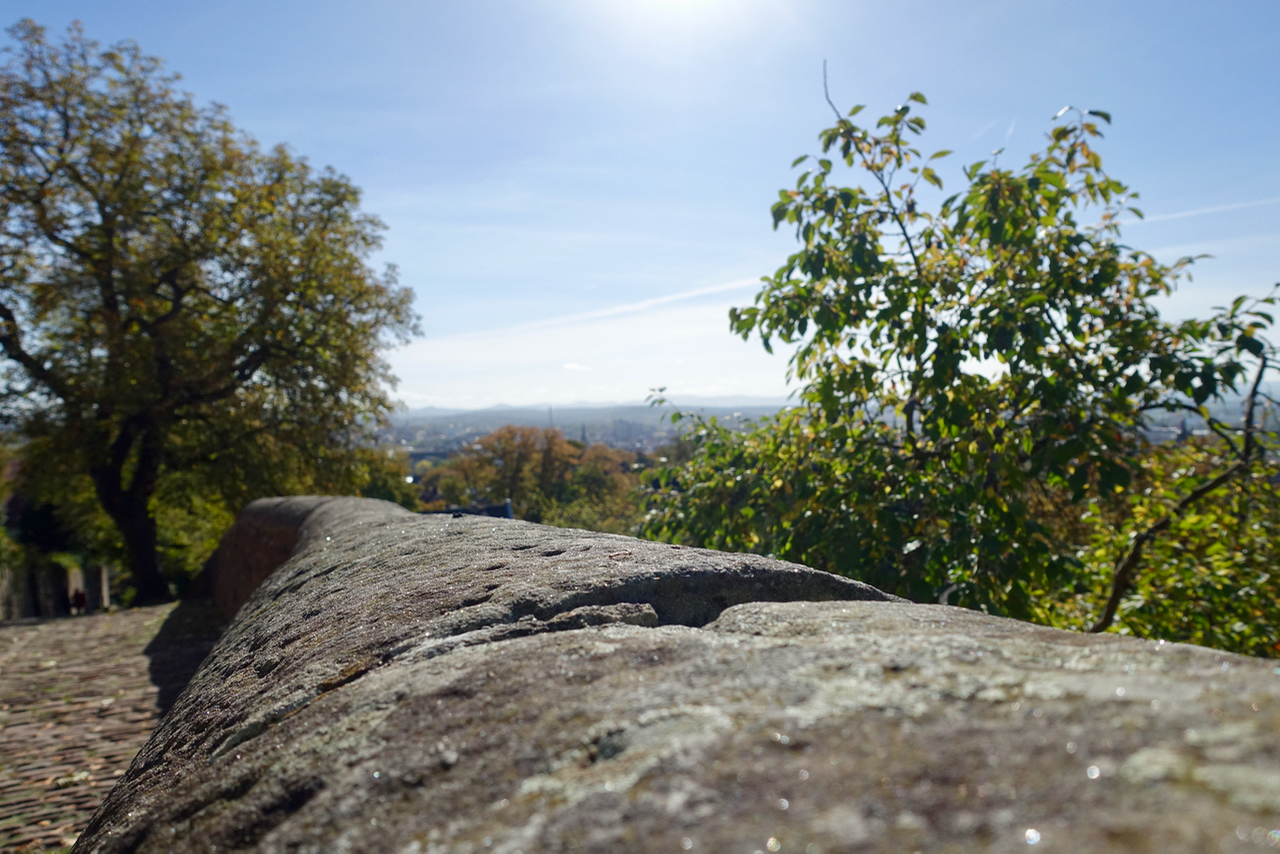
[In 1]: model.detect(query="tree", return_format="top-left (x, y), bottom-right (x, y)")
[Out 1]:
top-left (642, 90), bottom-right (1275, 638)
top-left (355, 446), bottom-right (422, 511)
top-left (0, 21), bottom-right (418, 602)
top-left (421, 425), bottom-right (647, 532)
top-left (424, 426), bottom-right (581, 520)
top-left (1048, 430), bottom-right (1280, 656)
top-left (541, 442), bottom-right (646, 534)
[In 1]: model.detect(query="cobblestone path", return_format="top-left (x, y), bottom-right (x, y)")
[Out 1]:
top-left (0, 602), bottom-right (224, 851)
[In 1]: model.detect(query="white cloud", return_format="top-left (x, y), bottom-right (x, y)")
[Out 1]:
top-left (386, 285), bottom-right (799, 409)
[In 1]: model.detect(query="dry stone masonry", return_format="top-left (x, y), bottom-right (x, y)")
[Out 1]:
top-left (75, 498), bottom-right (1280, 852)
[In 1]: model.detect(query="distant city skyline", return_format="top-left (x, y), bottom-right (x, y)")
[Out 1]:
top-left (9, 1), bottom-right (1279, 408)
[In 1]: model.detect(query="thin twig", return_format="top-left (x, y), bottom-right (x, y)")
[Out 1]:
top-left (1087, 460), bottom-right (1243, 633)
top-left (1088, 355), bottom-right (1268, 633)
top-left (821, 61), bottom-right (842, 123)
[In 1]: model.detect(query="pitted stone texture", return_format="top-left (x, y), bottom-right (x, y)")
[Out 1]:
top-left (80, 601), bottom-right (1280, 853)
top-left (73, 501), bottom-right (1280, 853)
top-left (77, 508), bottom-right (896, 852)
top-left (191, 496), bottom-right (411, 621)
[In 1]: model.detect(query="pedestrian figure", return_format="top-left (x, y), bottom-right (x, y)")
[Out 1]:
top-left (71, 588), bottom-right (87, 616)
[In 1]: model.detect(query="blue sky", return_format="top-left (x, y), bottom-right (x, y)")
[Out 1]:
top-left (6, 1), bottom-right (1279, 408)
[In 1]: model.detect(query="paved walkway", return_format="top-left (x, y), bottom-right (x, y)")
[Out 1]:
top-left (0, 602), bottom-right (224, 851)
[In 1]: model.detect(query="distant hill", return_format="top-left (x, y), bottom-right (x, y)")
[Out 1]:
top-left (386, 391), bottom-right (1272, 458)
top-left (392, 396), bottom-right (793, 425)
top-left (391, 405), bottom-right (469, 421)
top-left (387, 398), bottom-right (795, 454)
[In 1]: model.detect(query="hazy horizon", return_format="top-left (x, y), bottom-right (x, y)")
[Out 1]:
top-left (394, 393), bottom-right (797, 417)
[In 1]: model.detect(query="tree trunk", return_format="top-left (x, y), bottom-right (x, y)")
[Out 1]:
top-left (107, 492), bottom-right (172, 605)
top-left (90, 422), bottom-right (174, 605)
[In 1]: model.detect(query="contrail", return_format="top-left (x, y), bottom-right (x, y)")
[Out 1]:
top-left (1132, 196), bottom-right (1280, 224)
top-left (413, 278), bottom-right (761, 345)
top-left (499, 278), bottom-right (759, 332)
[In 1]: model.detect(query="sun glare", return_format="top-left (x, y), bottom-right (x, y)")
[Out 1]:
top-left (597, 0), bottom-right (749, 34)
top-left (587, 0), bottom-right (785, 59)
top-left (634, 0), bottom-right (726, 11)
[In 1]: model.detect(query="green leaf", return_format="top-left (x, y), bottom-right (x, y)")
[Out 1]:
top-left (1086, 110), bottom-right (1112, 124)
top-left (908, 92), bottom-right (928, 105)
top-left (1237, 334), bottom-right (1264, 357)
top-left (0, 20), bottom-right (420, 597)
top-left (639, 92), bottom-right (1280, 651)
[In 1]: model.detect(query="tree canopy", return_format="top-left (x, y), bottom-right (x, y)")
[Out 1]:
top-left (641, 93), bottom-right (1278, 654)
top-left (420, 425), bottom-right (646, 533)
top-left (0, 21), bottom-right (418, 602)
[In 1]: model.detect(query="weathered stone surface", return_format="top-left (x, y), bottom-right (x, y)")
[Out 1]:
top-left (190, 496), bottom-right (409, 621)
top-left (77, 499), bottom-right (1280, 853)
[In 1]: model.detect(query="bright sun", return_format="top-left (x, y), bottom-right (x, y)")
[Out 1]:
top-left (605, 0), bottom-right (739, 32)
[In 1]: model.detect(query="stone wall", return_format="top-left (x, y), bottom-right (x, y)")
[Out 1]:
top-left (0, 557), bottom-right (31, 621)
top-left (0, 553), bottom-right (70, 621)
top-left (75, 498), bottom-right (1280, 853)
